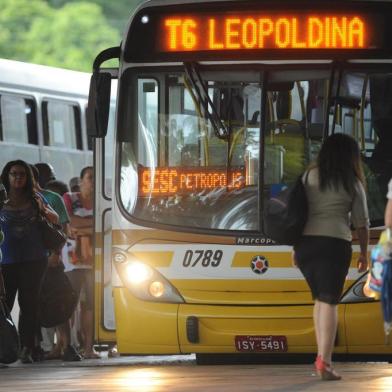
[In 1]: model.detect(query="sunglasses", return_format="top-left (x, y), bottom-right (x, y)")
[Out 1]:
top-left (9, 172), bottom-right (27, 178)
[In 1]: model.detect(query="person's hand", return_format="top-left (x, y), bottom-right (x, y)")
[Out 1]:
top-left (34, 194), bottom-right (45, 213)
top-left (357, 253), bottom-right (368, 273)
top-left (69, 226), bottom-right (79, 238)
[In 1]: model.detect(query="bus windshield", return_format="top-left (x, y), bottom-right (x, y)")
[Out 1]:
top-left (119, 66), bottom-right (332, 232)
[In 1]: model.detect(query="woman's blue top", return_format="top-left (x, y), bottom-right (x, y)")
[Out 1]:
top-left (0, 203), bottom-right (47, 264)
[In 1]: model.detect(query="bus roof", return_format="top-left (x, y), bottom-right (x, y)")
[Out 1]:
top-left (0, 58), bottom-right (91, 97)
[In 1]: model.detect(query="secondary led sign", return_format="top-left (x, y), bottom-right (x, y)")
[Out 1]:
top-left (139, 167), bottom-right (245, 196)
top-left (161, 14), bottom-right (367, 51)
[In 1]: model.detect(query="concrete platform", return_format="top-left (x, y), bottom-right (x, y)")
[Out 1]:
top-left (1, 355), bottom-right (392, 391)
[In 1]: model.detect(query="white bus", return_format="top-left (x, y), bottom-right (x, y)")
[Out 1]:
top-left (0, 59), bottom-right (93, 182)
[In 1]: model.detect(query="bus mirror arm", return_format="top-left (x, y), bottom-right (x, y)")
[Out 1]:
top-left (93, 46), bottom-right (120, 72)
top-left (87, 72), bottom-right (112, 138)
top-left (87, 46), bottom-right (120, 138)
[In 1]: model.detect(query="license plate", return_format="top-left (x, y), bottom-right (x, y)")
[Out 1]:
top-left (235, 335), bottom-right (288, 352)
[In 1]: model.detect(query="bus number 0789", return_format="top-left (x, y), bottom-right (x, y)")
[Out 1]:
top-left (182, 249), bottom-right (223, 267)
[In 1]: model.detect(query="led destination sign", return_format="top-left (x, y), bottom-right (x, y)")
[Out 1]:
top-left (139, 167), bottom-right (245, 196)
top-left (125, 3), bottom-right (392, 61)
top-left (162, 15), bottom-right (366, 51)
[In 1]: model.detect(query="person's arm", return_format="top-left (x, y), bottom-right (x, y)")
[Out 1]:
top-left (73, 225), bottom-right (93, 236)
top-left (34, 193), bottom-right (59, 224)
top-left (43, 204), bottom-right (59, 224)
top-left (63, 192), bottom-right (92, 234)
top-left (356, 226), bottom-right (369, 272)
top-left (68, 215), bottom-right (93, 229)
top-left (351, 182), bottom-right (369, 272)
top-left (385, 199), bottom-right (392, 229)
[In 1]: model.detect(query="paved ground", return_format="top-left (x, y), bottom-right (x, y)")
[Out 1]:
top-left (1, 355), bottom-right (392, 392)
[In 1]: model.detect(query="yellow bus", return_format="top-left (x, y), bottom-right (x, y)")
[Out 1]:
top-left (88, 0), bottom-right (392, 360)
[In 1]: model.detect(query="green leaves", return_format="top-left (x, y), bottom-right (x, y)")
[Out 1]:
top-left (0, 0), bottom-right (51, 61)
top-left (0, 0), bottom-right (129, 71)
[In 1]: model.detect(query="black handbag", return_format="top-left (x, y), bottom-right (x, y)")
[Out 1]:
top-left (33, 196), bottom-right (67, 251)
top-left (263, 172), bottom-right (309, 246)
top-left (38, 215), bottom-right (67, 251)
top-left (0, 297), bottom-right (20, 364)
top-left (39, 265), bottom-right (78, 328)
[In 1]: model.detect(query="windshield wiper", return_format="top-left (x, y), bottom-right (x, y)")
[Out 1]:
top-left (184, 62), bottom-right (229, 140)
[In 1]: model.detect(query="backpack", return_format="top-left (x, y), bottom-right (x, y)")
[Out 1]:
top-left (263, 173), bottom-right (308, 245)
top-left (38, 265), bottom-right (78, 328)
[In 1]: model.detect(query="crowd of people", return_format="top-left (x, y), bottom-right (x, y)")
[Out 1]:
top-left (0, 159), bottom-right (102, 363)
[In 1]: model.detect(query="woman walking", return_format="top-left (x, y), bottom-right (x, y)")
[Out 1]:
top-left (294, 133), bottom-right (369, 381)
top-left (0, 160), bottom-right (58, 363)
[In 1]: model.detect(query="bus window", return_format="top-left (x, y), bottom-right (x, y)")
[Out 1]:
top-left (331, 71), bottom-right (392, 226)
top-left (138, 79), bottom-right (159, 167)
top-left (265, 71), bottom-right (330, 186)
top-left (42, 100), bottom-right (82, 150)
top-left (120, 79), bottom-right (158, 212)
top-left (0, 93), bottom-right (38, 144)
top-left (121, 71), bottom-right (260, 231)
top-left (120, 69), bottom-right (332, 232)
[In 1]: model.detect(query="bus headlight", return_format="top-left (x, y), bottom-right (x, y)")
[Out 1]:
top-left (113, 250), bottom-right (184, 303)
top-left (124, 262), bottom-right (153, 285)
top-left (149, 281), bottom-right (165, 298)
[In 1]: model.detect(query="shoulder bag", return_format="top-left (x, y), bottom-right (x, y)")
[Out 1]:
top-left (38, 265), bottom-right (78, 328)
top-left (263, 172), bottom-right (309, 246)
top-left (33, 198), bottom-right (67, 251)
top-left (38, 215), bottom-right (67, 251)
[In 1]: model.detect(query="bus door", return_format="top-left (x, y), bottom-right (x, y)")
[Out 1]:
top-left (93, 94), bottom-right (117, 344)
top-left (331, 69), bottom-right (390, 226)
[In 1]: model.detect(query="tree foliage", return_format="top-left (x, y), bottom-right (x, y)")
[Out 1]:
top-left (0, 0), bottom-right (51, 61)
top-left (0, 0), bottom-right (127, 71)
top-left (25, 2), bottom-right (120, 71)
top-left (45, 0), bottom-right (144, 33)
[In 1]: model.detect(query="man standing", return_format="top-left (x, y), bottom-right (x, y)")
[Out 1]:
top-left (63, 166), bottom-right (99, 359)
top-left (32, 164), bottom-right (81, 361)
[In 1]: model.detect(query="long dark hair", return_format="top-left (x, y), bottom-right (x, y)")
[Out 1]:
top-left (317, 133), bottom-right (365, 195)
top-left (0, 159), bottom-right (35, 198)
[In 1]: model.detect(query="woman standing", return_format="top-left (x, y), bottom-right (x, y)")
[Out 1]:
top-left (294, 134), bottom-right (369, 381)
top-left (0, 160), bottom-right (58, 363)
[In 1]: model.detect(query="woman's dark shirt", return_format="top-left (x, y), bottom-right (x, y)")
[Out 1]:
top-left (0, 204), bottom-right (47, 264)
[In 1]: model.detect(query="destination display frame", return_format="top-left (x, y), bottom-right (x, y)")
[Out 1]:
top-left (124, 1), bottom-right (392, 62)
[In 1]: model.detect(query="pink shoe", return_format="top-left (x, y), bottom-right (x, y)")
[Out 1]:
top-left (314, 355), bottom-right (341, 381)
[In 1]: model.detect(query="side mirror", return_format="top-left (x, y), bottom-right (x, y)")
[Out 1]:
top-left (87, 72), bottom-right (112, 138)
